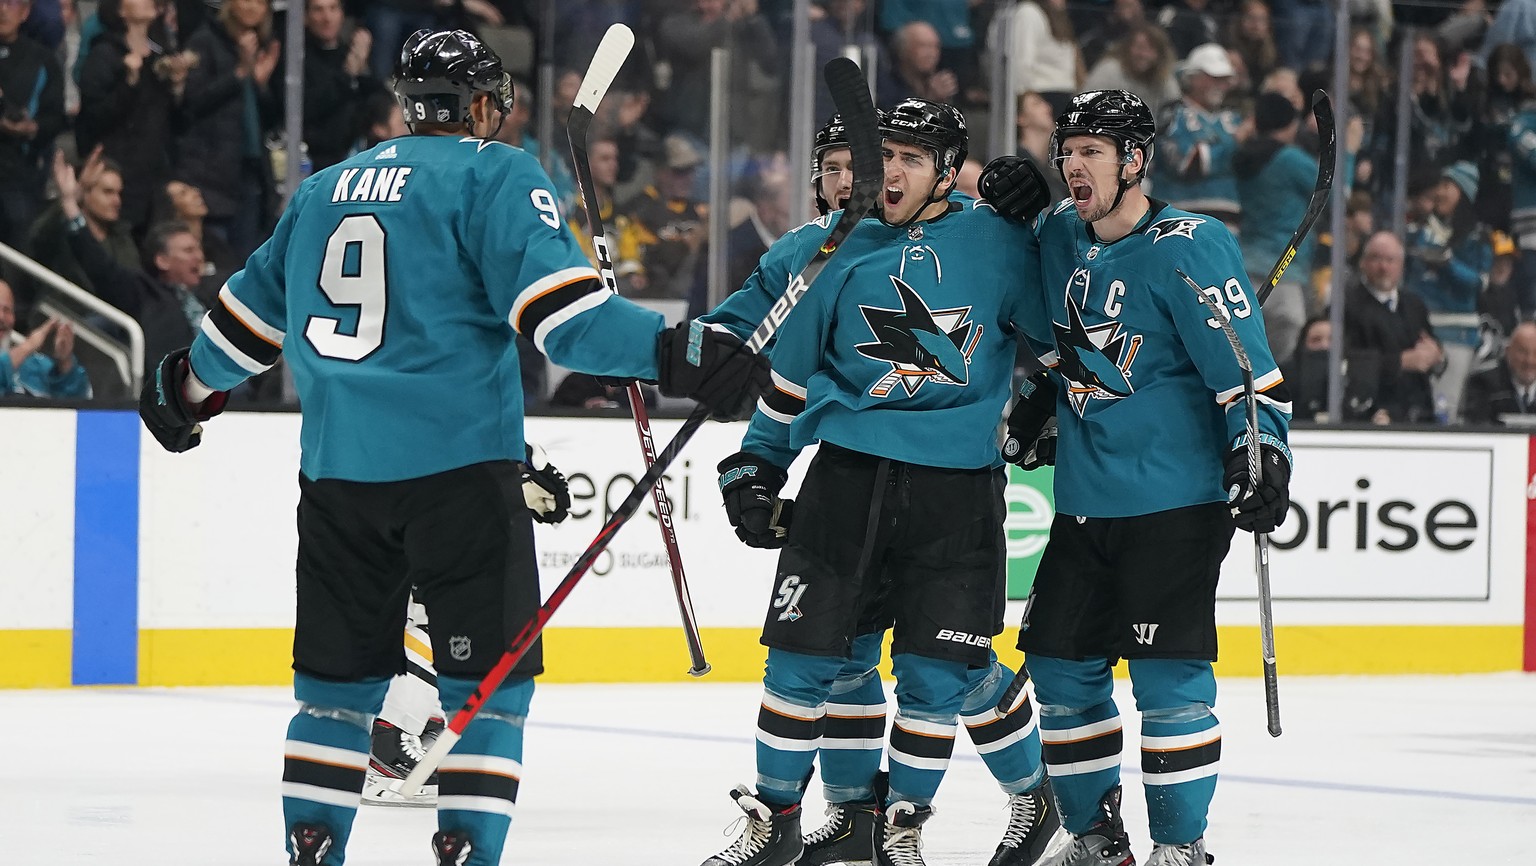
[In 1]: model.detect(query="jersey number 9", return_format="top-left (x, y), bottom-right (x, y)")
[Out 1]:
top-left (306, 214), bottom-right (388, 362)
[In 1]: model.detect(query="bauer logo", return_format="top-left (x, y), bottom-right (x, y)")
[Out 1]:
top-left (1004, 464), bottom-right (1054, 599)
top-left (935, 629), bottom-right (992, 647)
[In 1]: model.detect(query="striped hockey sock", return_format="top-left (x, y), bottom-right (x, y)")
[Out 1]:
top-left (435, 675), bottom-right (534, 866)
top-left (962, 659), bottom-right (1045, 794)
top-left (282, 675), bottom-right (390, 865)
top-left (817, 633), bottom-right (887, 804)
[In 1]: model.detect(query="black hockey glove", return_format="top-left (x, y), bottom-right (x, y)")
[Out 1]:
top-left (1223, 435), bottom-right (1293, 534)
top-left (522, 443), bottom-right (571, 524)
top-left (138, 347), bottom-right (228, 453)
top-left (718, 450), bottom-right (792, 549)
top-left (656, 321), bottom-right (771, 421)
top-left (1001, 369), bottom-right (1059, 470)
top-left (979, 155), bottom-right (1051, 224)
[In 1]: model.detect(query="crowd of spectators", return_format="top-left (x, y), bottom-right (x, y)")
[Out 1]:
top-left (0, 0), bottom-right (1533, 427)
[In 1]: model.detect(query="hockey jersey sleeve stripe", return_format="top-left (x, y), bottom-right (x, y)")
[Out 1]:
top-left (1215, 369), bottom-right (1284, 406)
top-left (207, 302), bottom-right (282, 367)
top-left (200, 314), bottom-right (278, 375)
top-left (218, 285), bottom-right (286, 346)
top-left (757, 397), bottom-right (798, 426)
top-left (770, 369), bottom-right (807, 399)
top-left (509, 266), bottom-right (604, 333)
top-left (531, 287), bottom-right (612, 355)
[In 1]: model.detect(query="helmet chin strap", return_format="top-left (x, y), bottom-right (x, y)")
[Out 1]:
top-left (882, 164), bottom-right (956, 228)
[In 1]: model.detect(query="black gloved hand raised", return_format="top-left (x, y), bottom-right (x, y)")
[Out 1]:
top-left (138, 347), bottom-right (228, 453)
top-left (522, 443), bottom-right (572, 524)
top-left (979, 155), bottom-right (1051, 224)
top-left (718, 450), bottom-right (791, 548)
top-left (656, 321), bottom-right (771, 421)
top-left (1001, 369), bottom-right (1058, 470)
top-left (1223, 435), bottom-right (1293, 533)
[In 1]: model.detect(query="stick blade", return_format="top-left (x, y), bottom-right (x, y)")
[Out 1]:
top-left (823, 57), bottom-right (882, 197)
top-left (573, 24), bottom-right (635, 112)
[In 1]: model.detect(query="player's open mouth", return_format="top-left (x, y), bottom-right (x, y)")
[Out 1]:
top-left (885, 187), bottom-right (904, 207)
top-left (1070, 181), bottom-right (1093, 207)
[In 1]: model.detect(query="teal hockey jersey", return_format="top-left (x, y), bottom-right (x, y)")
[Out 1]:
top-left (1018, 199), bottom-right (1292, 518)
top-left (741, 200), bottom-right (1040, 471)
top-left (188, 136), bottom-right (665, 482)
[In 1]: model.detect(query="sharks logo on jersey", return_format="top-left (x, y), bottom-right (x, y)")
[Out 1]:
top-left (1145, 216), bottom-right (1205, 243)
top-left (1052, 268), bottom-right (1143, 415)
top-left (856, 273), bottom-right (981, 398)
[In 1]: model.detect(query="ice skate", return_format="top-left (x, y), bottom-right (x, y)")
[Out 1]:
top-left (988, 779), bottom-right (1068, 866)
top-left (800, 798), bottom-right (878, 866)
top-left (1145, 838), bottom-right (1211, 866)
top-left (700, 785), bottom-right (804, 866)
top-left (363, 718), bottom-right (437, 807)
top-left (431, 830), bottom-right (473, 866)
top-left (1036, 786), bottom-right (1134, 866)
top-left (287, 823), bottom-right (333, 865)
top-left (874, 801), bottom-right (932, 866)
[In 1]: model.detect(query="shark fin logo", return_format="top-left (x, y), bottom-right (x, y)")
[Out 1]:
top-left (1052, 269), bottom-right (1142, 415)
top-left (1145, 216), bottom-right (1205, 243)
top-left (856, 275), bottom-right (981, 398)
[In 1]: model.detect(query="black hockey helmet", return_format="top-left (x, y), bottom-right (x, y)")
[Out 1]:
top-left (393, 29), bottom-right (512, 127)
top-left (880, 98), bottom-right (968, 177)
top-left (1050, 89), bottom-right (1156, 180)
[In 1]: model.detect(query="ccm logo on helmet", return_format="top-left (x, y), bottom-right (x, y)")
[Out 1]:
top-left (935, 629), bottom-right (992, 647)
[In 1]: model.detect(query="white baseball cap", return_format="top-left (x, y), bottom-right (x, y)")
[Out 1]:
top-left (1181, 43), bottom-right (1236, 79)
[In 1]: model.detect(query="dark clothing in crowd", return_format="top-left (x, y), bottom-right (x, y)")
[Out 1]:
top-left (298, 30), bottom-right (382, 171)
top-left (77, 33), bottom-right (184, 232)
top-left (1460, 360), bottom-right (1536, 425)
top-left (1339, 281), bottom-right (1439, 423)
top-left (65, 220), bottom-right (200, 372)
top-left (0, 32), bottom-right (66, 247)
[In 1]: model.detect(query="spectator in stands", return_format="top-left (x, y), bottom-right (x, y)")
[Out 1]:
top-left (29, 152), bottom-right (138, 295)
top-left (1461, 321), bottom-right (1536, 424)
top-left (299, 0), bottom-right (378, 171)
top-left (362, 0), bottom-right (437, 82)
top-left (726, 166), bottom-right (791, 294)
top-left (622, 134), bottom-right (707, 303)
top-left (568, 137), bottom-right (644, 290)
top-left (1155, 43), bottom-right (1247, 226)
top-left (879, 0), bottom-right (977, 94)
top-left (1472, 43), bottom-right (1536, 234)
top-left (1482, 0), bottom-right (1536, 72)
top-left (358, 87), bottom-right (406, 150)
top-left (655, 0), bottom-right (781, 153)
top-left (1084, 21), bottom-right (1179, 113)
top-left (0, 0), bottom-right (65, 250)
top-left (1404, 160), bottom-right (1494, 419)
top-left (1227, 0), bottom-right (1279, 99)
top-left (1508, 83), bottom-right (1536, 318)
top-left (1155, 0), bottom-right (1219, 59)
top-left (876, 19), bottom-right (959, 106)
top-left (77, 0), bottom-right (195, 234)
top-left (1273, 0), bottom-right (1334, 72)
top-left (55, 151), bottom-right (202, 371)
top-left (1236, 92), bottom-right (1316, 362)
top-left (1312, 188), bottom-right (1376, 305)
top-left (1079, 0), bottom-right (1145, 70)
top-left (158, 178), bottom-right (237, 306)
top-left (1016, 91), bottom-right (1069, 201)
top-left (1368, 33), bottom-right (1472, 208)
top-left (1479, 230), bottom-right (1521, 342)
top-left (1001, 0), bottom-right (1081, 114)
top-left (178, 0), bottom-right (280, 262)
top-left (1340, 231), bottom-right (1444, 423)
top-left (1281, 315), bottom-right (1391, 424)
top-left (810, 0), bottom-right (874, 120)
top-left (0, 278), bottom-right (89, 398)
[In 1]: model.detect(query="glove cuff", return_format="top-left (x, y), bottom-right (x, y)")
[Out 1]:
top-left (717, 450), bottom-right (787, 493)
top-left (1231, 433), bottom-right (1292, 471)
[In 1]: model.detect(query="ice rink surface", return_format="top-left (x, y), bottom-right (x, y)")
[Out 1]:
top-left (10, 673), bottom-right (1536, 864)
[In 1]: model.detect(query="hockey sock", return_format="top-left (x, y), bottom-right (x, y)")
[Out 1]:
top-left (1028, 655), bottom-right (1123, 836)
top-left (1128, 658), bottom-right (1220, 845)
top-left (886, 653), bottom-right (968, 806)
top-left (818, 632), bottom-right (888, 804)
top-left (435, 674), bottom-right (534, 866)
top-left (282, 673), bottom-right (390, 865)
top-left (379, 598), bottom-right (441, 734)
top-left (758, 648), bottom-right (848, 805)
top-left (961, 654), bottom-right (1045, 794)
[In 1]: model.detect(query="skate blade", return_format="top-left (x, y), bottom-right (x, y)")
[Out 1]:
top-left (362, 778), bottom-right (438, 808)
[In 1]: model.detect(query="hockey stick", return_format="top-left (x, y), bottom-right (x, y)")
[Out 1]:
top-left (1179, 268), bottom-right (1281, 738)
top-left (567, 25), bottom-right (710, 677)
top-left (1256, 90), bottom-right (1334, 305)
top-left (397, 57), bottom-right (883, 796)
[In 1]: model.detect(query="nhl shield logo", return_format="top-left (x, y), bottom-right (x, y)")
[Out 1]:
top-left (449, 635), bottom-right (472, 661)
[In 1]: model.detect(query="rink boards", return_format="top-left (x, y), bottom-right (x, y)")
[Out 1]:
top-left (3, 407), bottom-right (1533, 687)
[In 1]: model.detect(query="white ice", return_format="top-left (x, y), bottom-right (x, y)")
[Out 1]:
top-left (10, 674), bottom-right (1536, 864)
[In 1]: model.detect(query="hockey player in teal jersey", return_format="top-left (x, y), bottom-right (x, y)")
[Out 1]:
top-left (981, 90), bottom-right (1293, 866)
top-left (700, 112), bottom-right (1063, 866)
top-left (699, 100), bottom-right (1061, 866)
top-left (136, 30), bottom-right (767, 866)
